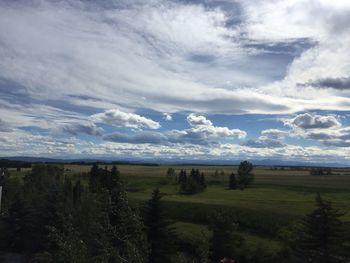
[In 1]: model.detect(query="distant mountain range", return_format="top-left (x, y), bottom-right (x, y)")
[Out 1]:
top-left (1, 156), bottom-right (350, 168)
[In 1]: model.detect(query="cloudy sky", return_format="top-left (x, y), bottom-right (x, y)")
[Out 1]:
top-left (1, 0), bottom-right (350, 163)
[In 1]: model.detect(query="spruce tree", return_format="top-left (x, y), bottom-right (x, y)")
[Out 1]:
top-left (293, 194), bottom-right (348, 263)
top-left (144, 188), bottom-right (176, 263)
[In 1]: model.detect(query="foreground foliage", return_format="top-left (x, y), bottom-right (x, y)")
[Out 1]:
top-left (1, 164), bottom-right (149, 262)
top-left (292, 194), bottom-right (349, 263)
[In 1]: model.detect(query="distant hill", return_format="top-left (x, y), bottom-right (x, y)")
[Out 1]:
top-left (1, 156), bottom-right (349, 168)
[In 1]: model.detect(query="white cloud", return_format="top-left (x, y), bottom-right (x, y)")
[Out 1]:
top-left (105, 113), bottom-right (246, 145)
top-left (91, 109), bottom-right (160, 129)
top-left (163, 113), bottom-right (172, 121)
top-left (186, 114), bottom-right (247, 139)
top-left (187, 113), bottom-right (212, 126)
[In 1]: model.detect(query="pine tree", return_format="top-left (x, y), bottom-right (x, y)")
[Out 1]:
top-left (144, 189), bottom-right (176, 263)
top-left (293, 194), bottom-right (348, 263)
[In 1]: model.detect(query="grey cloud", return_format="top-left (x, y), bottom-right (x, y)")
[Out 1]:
top-left (286, 113), bottom-right (341, 129)
top-left (104, 131), bottom-right (167, 144)
top-left (242, 138), bottom-right (285, 148)
top-left (104, 130), bottom-right (215, 145)
top-left (299, 126), bottom-right (350, 147)
top-left (0, 119), bottom-right (13, 132)
top-left (323, 140), bottom-right (350, 147)
top-left (60, 122), bottom-right (104, 136)
top-left (261, 129), bottom-right (288, 139)
top-left (307, 77), bottom-right (350, 90)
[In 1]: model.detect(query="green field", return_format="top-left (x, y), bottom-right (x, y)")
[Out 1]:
top-left (9, 163), bottom-right (350, 258)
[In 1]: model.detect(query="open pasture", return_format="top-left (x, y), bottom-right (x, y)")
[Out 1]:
top-left (63, 164), bottom-right (350, 190)
top-left (59, 164), bottom-right (350, 222)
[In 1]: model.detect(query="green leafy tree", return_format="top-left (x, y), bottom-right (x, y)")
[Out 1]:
top-left (144, 189), bottom-right (176, 263)
top-left (292, 194), bottom-right (349, 263)
top-left (237, 161), bottom-right (254, 189)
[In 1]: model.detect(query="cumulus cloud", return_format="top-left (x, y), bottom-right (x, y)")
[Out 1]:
top-left (280, 113), bottom-right (350, 147)
top-left (285, 113), bottom-right (341, 130)
top-left (242, 128), bottom-right (286, 149)
top-left (300, 127), bottom-right (350, 147)
top-left (105, 113), bottom-right (246, 145)
top-left (91, 109), bottom-right (160, 129)
top-left (187, 113), bottom-right (213, 126)
top-left (186, 114), bottom-right (247, 139)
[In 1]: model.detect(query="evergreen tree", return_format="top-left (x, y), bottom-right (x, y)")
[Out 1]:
top-left (200, 172), bottom-right (206, 188)
top-left (89, 163), bottom-right (100, 193)
top-left (166, 168), bottom-right (175, 177)
top-left (144, 189), bottom-right (176, 263)
top-left (237, 161), bottom-right (254, 189)
top-left (292, 194), bottom-right (348, 263)
top-left (209, 212), bottom-right (244, 263)
top-left (178, 169), bottom-right (206, 194)
top-left (7, 192), bottom-right (28, 251)
top-left (108, 178), bottom-right (149, 262)
top-left (229, 173), bottom-right (238, 190)
top-left (73, 180), bottom-right (83, 207)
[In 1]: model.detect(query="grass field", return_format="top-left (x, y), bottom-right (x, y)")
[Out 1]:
top-left (11, 164), bottom-right (350, 220)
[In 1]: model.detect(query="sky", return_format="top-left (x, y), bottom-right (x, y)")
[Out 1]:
top-left (1, 0), bottom-right (350, 163)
